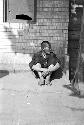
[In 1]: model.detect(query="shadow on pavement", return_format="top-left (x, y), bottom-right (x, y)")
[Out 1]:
top-left (63, 84), bottom-right (84, 98)
top-left (0, 70), bottom-right (9, 78)
top-left (65, 106), bottom-right (84, 112)
top-left (69, 92), bottom-right (84, 98)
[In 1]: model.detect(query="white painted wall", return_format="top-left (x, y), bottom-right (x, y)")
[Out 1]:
top-left (0, 0), bottom-right (32, 71)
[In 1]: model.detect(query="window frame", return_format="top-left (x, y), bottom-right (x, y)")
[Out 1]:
top-left (3, 0), bottom-right (37, 23)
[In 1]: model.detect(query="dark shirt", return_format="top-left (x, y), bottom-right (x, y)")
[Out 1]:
top-left (29, 51), bottom-right (60, 69)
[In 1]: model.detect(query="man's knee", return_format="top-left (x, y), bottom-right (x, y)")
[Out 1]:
top-left (35, 63), bottom-right (41, 68)
top-left (48, 64), bottom-right (54, 69)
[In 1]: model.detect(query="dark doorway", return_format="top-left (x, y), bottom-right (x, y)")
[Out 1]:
top-left (68, 0), bottom-right (83, 82)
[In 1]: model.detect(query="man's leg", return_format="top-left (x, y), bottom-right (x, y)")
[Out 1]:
top-left (38, 71), bottom-right (45, 85)
top-left (45, 74), bottom-right (51, 85)
top-left (34, 63), bottom-right (45, 85)
top-left (45, 65), bottom-right (53, 85)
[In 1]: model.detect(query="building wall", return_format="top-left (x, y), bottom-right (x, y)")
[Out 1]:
top-left (0, 0), bottom-right (69, 72)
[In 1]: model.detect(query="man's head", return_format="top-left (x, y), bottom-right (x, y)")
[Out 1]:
top-left (41, 41), bottom-right (51, 54)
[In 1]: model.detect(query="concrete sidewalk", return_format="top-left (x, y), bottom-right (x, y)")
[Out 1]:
top-left (0, 71), bottom-right (84, 125)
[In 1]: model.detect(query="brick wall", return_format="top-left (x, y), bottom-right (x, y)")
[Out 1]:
top-left (0, 0), bottom-right (69, 72)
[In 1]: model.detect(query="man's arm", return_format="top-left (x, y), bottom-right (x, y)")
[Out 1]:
top-left (32, 63), bottom-right (47, 72)
top-left (42, 62), bottom-right (60, 77)
top-left (48, 62), bottom-right (60, 72)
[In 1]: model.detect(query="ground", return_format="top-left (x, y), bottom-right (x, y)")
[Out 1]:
top-left (0, 71), bottom-right (84, 125)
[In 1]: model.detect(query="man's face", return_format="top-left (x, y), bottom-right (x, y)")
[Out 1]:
top-left (43, 46), bottom-right (50, 54)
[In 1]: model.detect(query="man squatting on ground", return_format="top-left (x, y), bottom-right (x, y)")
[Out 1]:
top-left (29, 41), bottom-right (61, 86)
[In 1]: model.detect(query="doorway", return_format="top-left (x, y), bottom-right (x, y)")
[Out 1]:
top-left (68, 0), bottom-right (83, 82)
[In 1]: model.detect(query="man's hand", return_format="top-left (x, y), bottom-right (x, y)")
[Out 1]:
top-left (42, 70), bottom-right (50, 77)
top-left (42, 64), bottom-right (54, 77)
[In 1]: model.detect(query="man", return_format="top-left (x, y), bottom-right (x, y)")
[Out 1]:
top-left (29, 41), bottom-right (60, 86)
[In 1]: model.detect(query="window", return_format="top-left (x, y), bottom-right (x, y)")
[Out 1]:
top-left (3, 0), bottom-right (37, 23)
